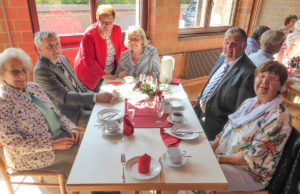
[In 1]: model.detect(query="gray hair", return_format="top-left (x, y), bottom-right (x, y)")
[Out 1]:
top-left (0, 48), bottom-right (32, 81)
top-left (124, 25), bottom-right (148, 48)
top-left (34, 30), bottom-right (58, 47)
top-left (225, 27), bottom-right (248, 43)
top-left (260, 30), bottom-right (285, 54)
top-left (251, 25), bottom-right (270, 40)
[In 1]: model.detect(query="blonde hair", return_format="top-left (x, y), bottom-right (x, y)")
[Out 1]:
top-left (124, 26), bottom-right (148, 48)
top-left (96, 5), bottom-right (115, 22)
top-left (260, 30), bottom-right (285, 54)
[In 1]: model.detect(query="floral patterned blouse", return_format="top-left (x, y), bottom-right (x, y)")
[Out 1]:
top-left (215, 99), bottom-right (292, 186)
top-left (0, 82), bottom-right (76, 171)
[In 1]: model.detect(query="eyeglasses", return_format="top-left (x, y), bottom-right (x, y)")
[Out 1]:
top-left (256, 74), bottom-right (280, 83)
top-left (128, 37), bottom-right (141, 42)
top-left (100, 20), bottom-right (113, 26)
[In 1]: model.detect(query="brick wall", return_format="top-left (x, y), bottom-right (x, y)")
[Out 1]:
top-left (0, 0), bottom-right (254, 79)
top-left (257, 0), bottom-right (300, 29)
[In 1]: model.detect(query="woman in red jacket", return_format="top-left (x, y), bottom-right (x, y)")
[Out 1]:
top-left (74, 5), bottom-right (127, 91)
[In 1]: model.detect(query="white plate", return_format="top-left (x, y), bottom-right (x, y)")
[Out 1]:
top-left (167, 115), bottom-right (187, 124)
top-left (97, 109), bottom-right (123, 122)
top-left (167, 98), bottom-right (185, 108)
top-left (125, 156), bottom-right (161, 180)
top-left (161, 153), bottom-right (187, 167)
top-left (164, 124), bottom-right (201, 140)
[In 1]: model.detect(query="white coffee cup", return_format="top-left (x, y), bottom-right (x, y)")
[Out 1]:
top-left (171, 111), bottom-right (184, 123)
top-left (166, 147), bottom-right (186, 164)
top-left (124, 76), bottom-right (135, 84)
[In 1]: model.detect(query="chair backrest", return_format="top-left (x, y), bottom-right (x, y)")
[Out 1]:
top-left (266, 127), bottom-right (300, 194)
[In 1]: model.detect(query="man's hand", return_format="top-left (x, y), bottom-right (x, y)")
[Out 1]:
top-left (117, 71), bottom-right (128, 79)
top-left (96, 92), bottom-right (114, 103)
top-left (69, 129), bottom-right (83, 145)
top-left (52, 138), bottom-right (74, 150)
top-left (146, 72), bottom-right (153, 76)
top-left (190, 99), bottom-right (199, 108)
top-left (103, 74), bottom-right (117, 80)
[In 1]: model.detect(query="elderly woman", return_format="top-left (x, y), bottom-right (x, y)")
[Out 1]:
top-left (0, 48), bottom-right (82, 183)
top-left (74, 5), bottom-right (127, 91)
top-left (209, 61), bottom-right (292, 192)
top-left (116, 25), bottom-right (161, 79)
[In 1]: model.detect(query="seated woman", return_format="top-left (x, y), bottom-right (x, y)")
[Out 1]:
top-left (210, 61), bottom-right (292, 192)
top-left (74, 5), bottom-right (127, 92)
top-left (280, 15), bottom-right (298, 35)
top-left (0, 48), bottom-right (82, 183)
top-left (116, 25), bottom-right (161, 79)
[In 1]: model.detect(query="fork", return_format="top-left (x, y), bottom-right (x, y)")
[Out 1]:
top-left (121, 153), bottom-right (126, 183)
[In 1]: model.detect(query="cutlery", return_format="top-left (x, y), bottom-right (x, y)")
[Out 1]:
top-left (158, 157), bottom-right (164, 183)
top-left (101, 113), bottom-right (119, 120)
top-left (121, 153), bottom-right (126, 183)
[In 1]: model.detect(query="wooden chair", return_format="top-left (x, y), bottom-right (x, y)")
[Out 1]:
top-left (0, 145), bottom-right (67, 194)
top-left (209, 127), bottom-right (300, 194)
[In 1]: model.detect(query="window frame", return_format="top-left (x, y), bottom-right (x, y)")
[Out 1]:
top-left (27, 0), bottom-right (148, 48)
top-left (179, 0), bottom-right (240, 37)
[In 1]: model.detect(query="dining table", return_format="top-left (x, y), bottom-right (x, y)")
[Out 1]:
top-left (66, 79), bottom-right (228, 192)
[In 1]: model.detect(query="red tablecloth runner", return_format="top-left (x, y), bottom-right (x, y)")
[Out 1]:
top-left (125, 99), bottom-right (173, 128)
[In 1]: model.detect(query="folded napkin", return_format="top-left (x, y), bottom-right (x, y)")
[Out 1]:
top-left (171, 78), bottom-right (181, 85)
top-left (123, 116), bottom-right (134, 136)
top-left (106, 82), bottom-right (123, 86)
top-left (160, 128), bottom-right (182, 147)
top-left (138, 153), bottom-right (151, 174)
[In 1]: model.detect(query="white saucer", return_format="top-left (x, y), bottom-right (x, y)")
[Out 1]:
top-left (167, 115), bottom-right (187, 124)
top-left (161, 153), bottom-right (187, 167)
top-left (125, 156), bottom-right (161, 180)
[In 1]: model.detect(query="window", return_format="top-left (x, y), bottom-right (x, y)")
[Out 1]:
top-left (179, 0), bottom-right (239, 36)
top-left (28, 0), bottom-right (147, 48)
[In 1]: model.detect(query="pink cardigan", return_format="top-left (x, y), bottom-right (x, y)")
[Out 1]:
top-left (74, 23), bottom-right (127, 90)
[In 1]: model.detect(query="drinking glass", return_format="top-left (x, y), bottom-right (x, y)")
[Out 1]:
top-left (146, 76), bottom-right (153, 85)
top-left (139, 74), bottom-right (146, 83)
top-left (155, 101), bottom-right (164, 126)
top-left (127, 103), bottom-right (135, 126)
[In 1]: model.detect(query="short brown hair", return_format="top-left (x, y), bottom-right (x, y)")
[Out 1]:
top-left (255, 61), bottom-right (288, 86)
top-left (284, 15), bottom-right (298, 26)
top-left (96, 5), bottom-right (115, 22)
top-left (251, 25), bottom-right (270, 40)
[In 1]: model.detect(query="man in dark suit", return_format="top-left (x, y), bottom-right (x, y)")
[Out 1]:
top-left (34, 30), bottom-right (114, 127)
top-left (192, 27), bottom-right (256, 140)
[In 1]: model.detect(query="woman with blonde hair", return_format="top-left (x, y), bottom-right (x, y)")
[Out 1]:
top-left (116, 25), bottom-right (161, 79)
top-left (74, 5), bottom-right (127, 91)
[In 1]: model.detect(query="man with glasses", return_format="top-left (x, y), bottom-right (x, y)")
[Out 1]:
top-left (34, 30), bottom-right (114, 128)
top-left (191, 27), bottom-right (256, 140)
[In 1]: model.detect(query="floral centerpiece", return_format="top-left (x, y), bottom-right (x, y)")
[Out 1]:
top-left (288, 56), bottom-right (300, 72)
top-left (134, 81), bottom-right (164, 106)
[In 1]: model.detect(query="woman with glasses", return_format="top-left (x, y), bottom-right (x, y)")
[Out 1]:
top-left (116, 25), bottom-right (161, 79)
top-left (74, 5), bottom-right (127, 92)
top-left (208, 61), bottom-right (292, 192)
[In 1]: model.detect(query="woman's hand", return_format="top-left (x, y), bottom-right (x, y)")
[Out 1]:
top-left (211, 136), bottom-right (220, 152)
top-left (103, 74), bottom-right (117, 80)
top-left (69, 129), bottom-right (83, 145)
top-left (52, 138), bottom-right (75, 150)
top-left (118, 71), bottom-right (128, 79)
top-left (146, 72), bottom-right (153, 76)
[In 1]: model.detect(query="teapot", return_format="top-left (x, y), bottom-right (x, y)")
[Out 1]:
top-left (159, 56), bottom-right (175, 84)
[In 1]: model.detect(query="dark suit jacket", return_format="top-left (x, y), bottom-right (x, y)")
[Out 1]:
top-left (196, 54), bottom-right (256, 140)
top-left (34, 55), bottom-right (95, 125)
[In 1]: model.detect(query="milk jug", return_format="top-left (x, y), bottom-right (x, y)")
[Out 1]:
top-left (159, 56), bottom-right (174, 84)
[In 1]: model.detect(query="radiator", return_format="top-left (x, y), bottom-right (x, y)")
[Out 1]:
top-left (185, 48), bottom-right (223, 79)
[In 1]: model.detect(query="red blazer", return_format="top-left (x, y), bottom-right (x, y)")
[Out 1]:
top-left (74, 23), bottom-right (127, 90)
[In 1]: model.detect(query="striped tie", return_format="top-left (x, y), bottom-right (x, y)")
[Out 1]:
top-left (200, 61), bottom-right (230, 107)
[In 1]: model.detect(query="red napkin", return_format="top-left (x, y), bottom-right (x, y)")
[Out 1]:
top-left (171, 78), bottom-right (181, 85)
top-left (123, 116), bottom-right (134, 136)
top-left (138, 153), bottom-right (151, 174)
top-left (106, 82), bottom-right (123, 86)
top-left (160, 128), bottom-right (182, 147)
